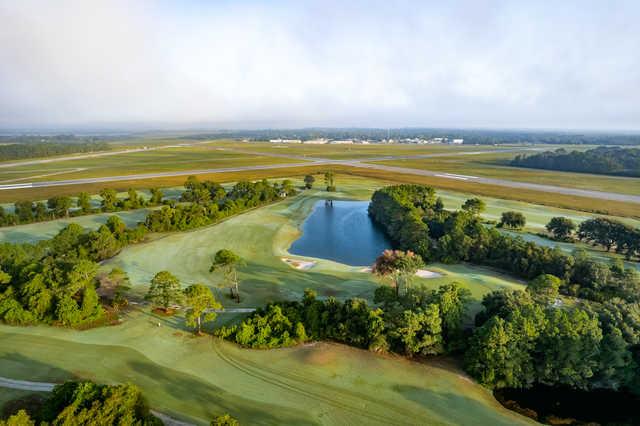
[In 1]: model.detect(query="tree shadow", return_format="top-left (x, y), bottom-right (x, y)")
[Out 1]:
top-left (393, 384), bottom-right (529, 426)
top-left (127, 359), bottom-right (317, 425)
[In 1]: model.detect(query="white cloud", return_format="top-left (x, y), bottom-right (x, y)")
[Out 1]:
top-left (0, 0), bottom-right (638, 130)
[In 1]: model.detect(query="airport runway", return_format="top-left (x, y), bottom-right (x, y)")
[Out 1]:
top-left (1, 147), bottom-right (638, 204)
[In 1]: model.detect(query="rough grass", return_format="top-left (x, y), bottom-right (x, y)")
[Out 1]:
top-left (0, 148), bottom-right (302, 183)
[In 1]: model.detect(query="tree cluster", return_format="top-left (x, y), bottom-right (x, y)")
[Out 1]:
top-left (145, 178), bottom-right (293, 232)
top-left (216, 283), bottom-right (470, 357)
top-left (1, 380), bottom-right (161, 425)
top-left (512, 146), bottom-right (640, 177)
top-left (368, 185), bottom-right (640, 303)
top-left (578, 217), bottom-right (640, 260)
top-left (0, 217), bottom-right (144, 327)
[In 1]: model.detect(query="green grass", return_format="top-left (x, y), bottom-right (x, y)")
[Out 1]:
top-left (367, 151), bottom-right (640, 196)
top-left (0, 328), bottom-right (533, 425)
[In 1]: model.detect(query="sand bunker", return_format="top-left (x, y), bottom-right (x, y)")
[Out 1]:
top-left (415, 269), bottom-right (443, 279)
top-left (282, 257), bottom-right (316, 270)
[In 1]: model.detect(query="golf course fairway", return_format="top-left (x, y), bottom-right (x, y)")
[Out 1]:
top-left (0, 176), bottom-right (542, 424)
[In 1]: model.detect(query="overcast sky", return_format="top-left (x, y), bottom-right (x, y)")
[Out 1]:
top-left (0, 0), bottom-right (639, 131)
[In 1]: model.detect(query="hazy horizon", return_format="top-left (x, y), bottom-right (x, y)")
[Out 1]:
top-left (1, 1), bottom-right (639, 131)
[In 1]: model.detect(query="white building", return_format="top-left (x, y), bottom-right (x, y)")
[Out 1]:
top-left (269, 138), bottom-right (301, 143)
top-left (330, 140), bottom-right (354, 144)
top-left (303, 138), bottom-right (329, 144)
top-left (451, 138), bottom-right (464, 144)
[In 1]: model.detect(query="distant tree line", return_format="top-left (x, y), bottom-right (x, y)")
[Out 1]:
top-left (0, 139), bottom-right (110, 161)
top-left (0, 187), bottom-right (165, 228)
top-left (185, 129), bottom-right (640, 145)
top-left (368, 185), bottom-right (640, 303)
top-left (511, 146), bottom-right (640, 177)
top-left (0, 177), bottom-right (293, 327)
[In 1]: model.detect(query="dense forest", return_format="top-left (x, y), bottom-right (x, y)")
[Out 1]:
top-left (0, 136), bottom-right (110, 161)
top-left (511, 146), bottom-right (640, 177)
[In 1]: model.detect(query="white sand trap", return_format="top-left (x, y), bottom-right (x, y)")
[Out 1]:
top-left (282, 257), bottom-right (316, 270)
top-left (359, 267), bottom-right (372, 273)
top-left (415, 269), bottom-right (443, 279)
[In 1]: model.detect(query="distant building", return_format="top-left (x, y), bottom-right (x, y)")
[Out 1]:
top-left (451, 139), bottom-right (464, 144)
top-left (330, 140), bottom-right (354, 144)
top-left (269, 138), bottom-right (301, 143)
top-left (303, 138), bottom-right (329, 144)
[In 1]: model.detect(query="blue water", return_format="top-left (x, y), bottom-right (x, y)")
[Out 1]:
top-left (289, 200), bottom-right (392, 266)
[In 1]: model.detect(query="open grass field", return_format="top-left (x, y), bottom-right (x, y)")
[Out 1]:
top-left (0, 144), bottom-right (303, 183)
top-left (211, 140), bottom-right (546, 159)
top-left (368, 151), bottom-right (640, 196)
